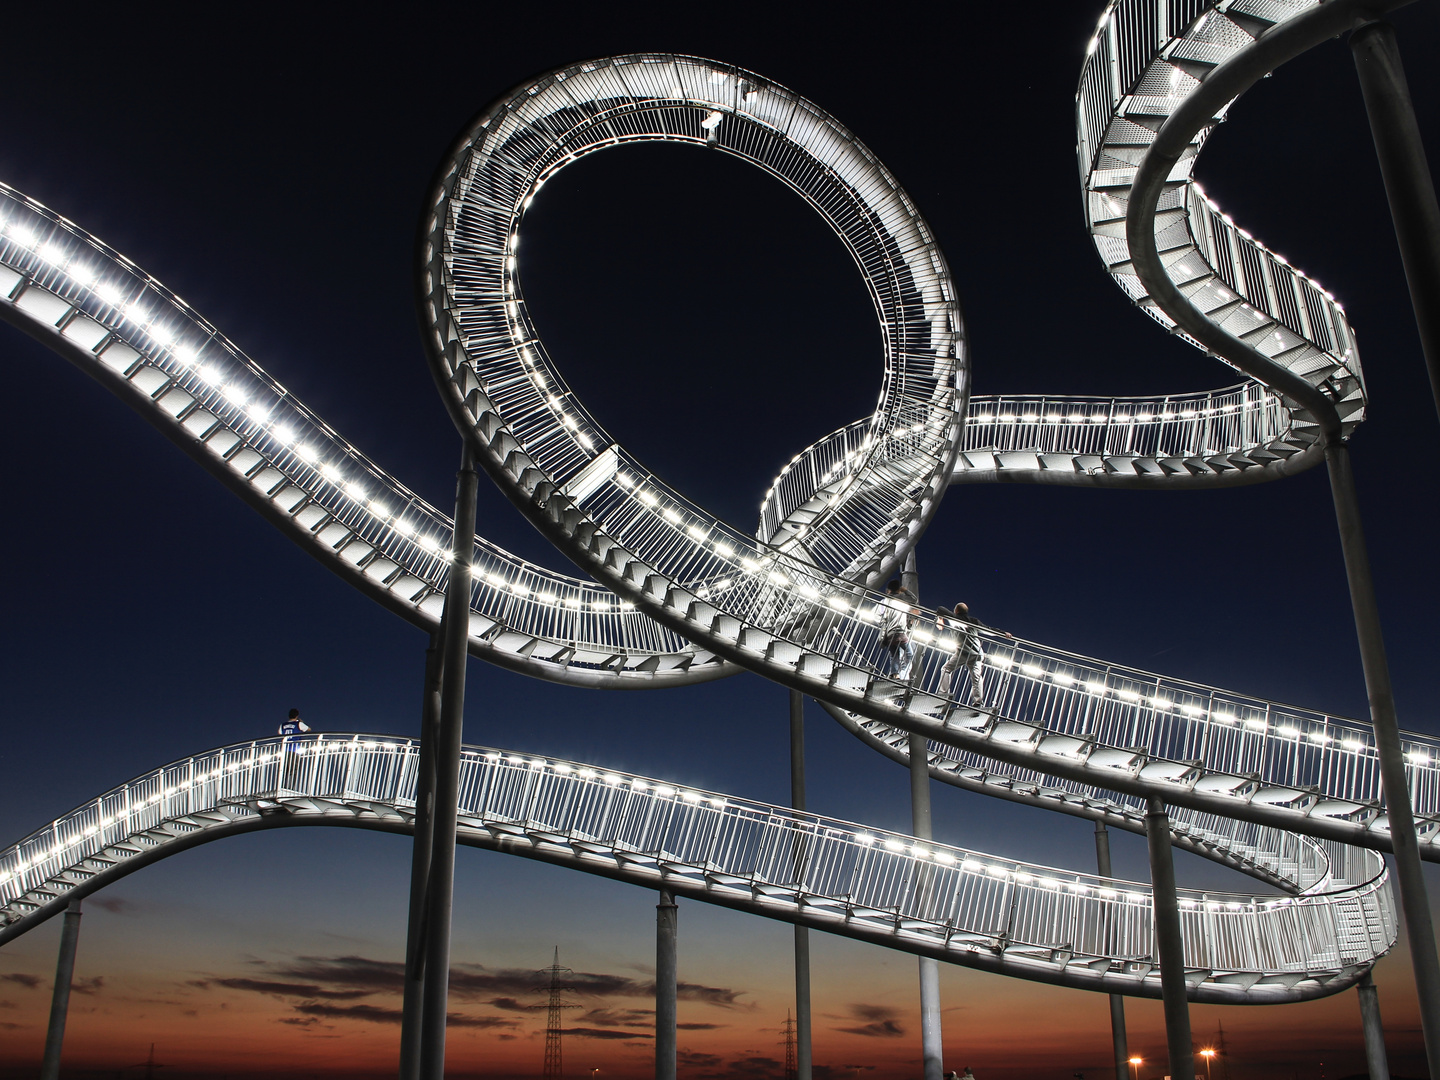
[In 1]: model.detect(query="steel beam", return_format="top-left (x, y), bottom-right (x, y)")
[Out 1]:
top-left (1145, 798), bottom-right (1193, 1080)
top-left (1327, 440), bottom-right (1440, 1076)
top-left (417, 444), bottom-right (479, 1080)
top-left (910, 731), bottom-right (943, 1080)
top-left (790, 689), bottom-right (813, 1080)
top-left (399, 633), bottom-right (444, 1080)
top-left (1094, 822), bottom-right (1129, 1080)
top-left (656, 889), bottom-right (678, 1080)
top-left (38, 899), bottom-right (81, 1080)
top-left (1352, 19), bottom-right (1440, 429)
top-left (1357, 971), bottom-right (1390, 1080)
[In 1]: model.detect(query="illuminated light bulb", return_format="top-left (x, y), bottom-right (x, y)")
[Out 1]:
top-left (221, 384), bottom-right (249, 405)
top-left (1051, 672), bottom-right (1074, 686)
top-left (1044, 413), bottom-right (1061, 422)
top-left (686, 524), bottom-right (708, 541)
top-left (510, 582), bottom-right (529, 597)
top-left (1020, 663), bottom-right (1043, 677)
top-left (368, 500), bottom-right (390, 518)
top-left (1407, 752), bottom-right (1431, 766)
top-left (1213, 712), bottom-right (1237, 724)
top-left (418, 536), bottom-right (439, 553)
top-left (1342, 738), bottom-right (1365, 752)
top-left (614, 473), bottom-right (634, 488)
top-left (989, 655), bottom-right (1013, 668)
top-left (767, 571), bottom-right (789, 586)
top-left (1244, 718), bottom-right (1268, 732)
top-left (827, 596), bottom-right (850, 611)
top-left (1038, 877), bottom-right (1060, 890)
top-left (1180, 704), bottom-right (1204, 717)
top-left (799, 583), bottom-right (820, 599)
top-left (563, 596), bottom-right (581, 609)
top-left (714, 542), bottom-right (735, 559)
top-left (1021, 413), bottom-right (1039, 423)
top-left (740, 558), bottom-right (760, 573)
top-left (1308, 732), bottom-right (1331, 745)
top-left (96, 283), bottom-right (124, 305)
top-left (1152, 697), bottom-right (1171, 711)
top-left (344, 482), bottom-right (365, 500)
top-left (536, 591), bottom-right (556, 604)
top-left (713, 579), bottom-right (730, 591)
top-left (7, 225), bottom-right (36, 248)
top-left (294, 443), bottom-right (317, 462)
top-left (637, 489), bottom-right (658, 507)
top-left (272, 425), bottom-right (295, 446)
top-left (246, 403), bottom-right (270, 422)
top-left (591, 599), bottom-right (610, 611)
top-left (1275, 726), bottom-right (1300, 738)
top-left (70, 265), bottom-right (96, 287)
top-left (124, 301), bottom-right (148, 323)
top-left (882, 838), bottom-right (905, 852)
top-left (1116, 689), bottom-right (1140, 702)
top-left (195, 364), bottom-right (220, 385)
top-left (173, 347), bottom-right (197, 366)
top-left (973, 413), bottom-right (993, 423)
top-left (662, 508), bottom-right (680, 524)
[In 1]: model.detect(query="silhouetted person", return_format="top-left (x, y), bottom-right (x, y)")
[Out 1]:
top-left (879, 579), bottom-right (918, 686)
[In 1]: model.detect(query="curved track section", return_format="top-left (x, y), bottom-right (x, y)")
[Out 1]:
top-left (417, 47), bottom-right (1440, 858)
top-left (0, 183), bottom-right (734, 689)
top-left (0, 17), bottom-right (1431, 1009)
top-left (0, 734), bottom-right (1394, 1003)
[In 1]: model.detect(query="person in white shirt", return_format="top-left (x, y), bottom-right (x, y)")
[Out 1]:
top-left (878, 579), bottom-right (918, 684)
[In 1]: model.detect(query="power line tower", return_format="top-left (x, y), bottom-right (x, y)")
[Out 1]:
top-left (782, 1010), bottom-right (797, 1080)
top-left (536, 947), bottom-right (578, 1080)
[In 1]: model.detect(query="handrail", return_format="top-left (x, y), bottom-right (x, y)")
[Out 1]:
top-left (0, 734), bottom-right (1394, 1003)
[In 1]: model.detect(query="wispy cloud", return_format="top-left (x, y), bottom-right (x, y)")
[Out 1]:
top-left (214, 977), bottom-right (372, 1000)
top-left (70, 976), bottom-right (105, 996)
top-left (294, 1002), bottom-right (515, 1029)
top-left (833, 1003), bottom-right (905, 1038)
top-left (0, 974), bottom-right (40, 990)
top-left (566, 1027), bottom-right (653, 1040)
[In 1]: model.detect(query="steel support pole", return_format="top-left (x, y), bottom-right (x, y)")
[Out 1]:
top-left (1351, 20), bottom-right (1440, 429)
top-left (417, 444), bottom-right (479, 1080)
top-left (1326, 441), bottom-right (1440, 1075)
top-left (656, 890), bottom-right (678, 1080)
top-left (399, 632), bottom-right (444, 1080)
top-left (1094, 822), bottom-right (1129, 1080)
top-left (1357, 971), bottom-right (1391, 1080)
top-left (909, 731), bottom-right (943, 1080)
top-left (38, 898), bottom-right (82, 1080)
top-left (1145, 797), bottom-right (1193, 1080)
top-left (789, 689), bottom-right (813, 1080)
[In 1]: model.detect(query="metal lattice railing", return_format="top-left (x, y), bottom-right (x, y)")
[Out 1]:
top-left (0, 735), bottom-right (1395, 1000)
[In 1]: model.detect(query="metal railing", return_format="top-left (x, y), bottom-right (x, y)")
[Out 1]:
top-left (0, 186), bottom-right (717, 681)
top-left (0, 735), bottom-right (1395, 1000)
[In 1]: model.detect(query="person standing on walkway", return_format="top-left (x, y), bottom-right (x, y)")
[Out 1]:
top-left (278, 708), bottom-right (311, 736)
top-left (936, 603), bottom-right (1010, 704)
top-left (879, 579), bottom-right (919, 685)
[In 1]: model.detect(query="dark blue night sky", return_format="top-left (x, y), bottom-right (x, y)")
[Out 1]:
top-left (1, 5), bottom-right (1438, 1077)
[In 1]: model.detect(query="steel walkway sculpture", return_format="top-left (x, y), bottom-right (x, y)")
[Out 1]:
top-left (0, 0), bottom-right (1428, 1015)
top-left (0, 734), bottom-right (1396, 1003)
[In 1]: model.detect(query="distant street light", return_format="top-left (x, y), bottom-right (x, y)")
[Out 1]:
top-left (1128, 1056), bottom-right (1142, 1080)
top-left (1200, 1049), bottom-right (1216, 1080)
